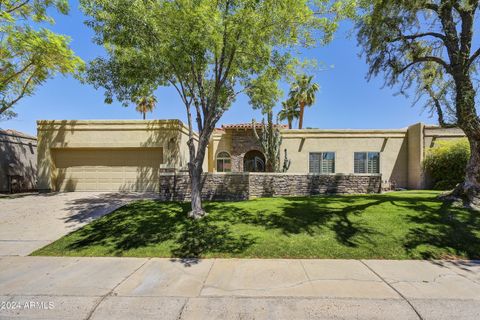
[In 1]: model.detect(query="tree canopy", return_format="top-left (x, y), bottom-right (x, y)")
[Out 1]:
top-left (81, 0), bottom-right (338, 217)
top-left (82, 0), bottom-right (337, 110)
top-left (348, 0), bottom-right (480, 207)
top-left (351, 0), bottom-right (479, 118)
top-left (0, 0), bottom-right (84, 119)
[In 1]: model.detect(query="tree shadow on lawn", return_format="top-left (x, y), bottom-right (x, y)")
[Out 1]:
top-left (400, 201), bottom-right (480, 259)
top-left (64, 192), bottom-right (480, 260)
top-left (211, 195), bottom-right (387, 248)
top-left (211, 192), bottom-right (480, 256)
top-left (66, 200), bottom-right (256, 259)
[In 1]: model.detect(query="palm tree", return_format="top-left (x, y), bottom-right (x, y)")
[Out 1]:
top-left (278, 98), bottom-right (299, 129)
top-left (289, 75), bottom-right (319, 129)
top-left (135, 95), bottom-right (157, 120)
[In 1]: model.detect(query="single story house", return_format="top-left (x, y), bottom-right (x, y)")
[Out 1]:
top-left (36, 120), bottom-right (198, 192)
top-left (0, 129), bottom-right (37, 193)
top-left (208, 122), bottom-right (465, 190)
top-left (36, 119), bottom-right (465, 193)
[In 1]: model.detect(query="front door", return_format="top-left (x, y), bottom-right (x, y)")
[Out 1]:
top-left (243, 150), bottom-right (266, 172)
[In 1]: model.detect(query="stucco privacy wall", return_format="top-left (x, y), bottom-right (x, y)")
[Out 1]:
top-left (407, 124), bottom-right (466, 189)
top-left (0, 130), bottom-right (37, 192)
top-left (424, 126), bottom-right (466, 147)
top-left (407, 123), bottom-right (424, 189)
top-left (36, 120), bottom-right (201, 192)
top-left (158, 173), bottom-right (382, 201)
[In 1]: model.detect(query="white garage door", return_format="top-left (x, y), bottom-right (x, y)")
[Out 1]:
top-left (53, 148), bottom-right (163, 192)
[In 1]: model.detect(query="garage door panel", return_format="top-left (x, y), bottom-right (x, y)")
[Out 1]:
top-left (123, 170), bottom-right (158, 179)
top-left (76, 184), bottom-right (97, 191)
top-left (80, 171), bottom-right (104, 179)
top-left (122, 184), bottom-right (157, 192)
top-left (97, 183), bottom-right (123, 191)
top-left (123, 167), bottom-right (138, 172)
top-left (53, 148), bottom-right (163, 192)
top-left (96, 171), bottom-right (126, 179)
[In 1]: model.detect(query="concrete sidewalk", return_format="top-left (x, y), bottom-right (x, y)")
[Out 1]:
top-left (0, 257), bottom-right (479, 319)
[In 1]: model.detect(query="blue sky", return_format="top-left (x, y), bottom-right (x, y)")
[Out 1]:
top-left (2, 1), bottom-right (436, 136)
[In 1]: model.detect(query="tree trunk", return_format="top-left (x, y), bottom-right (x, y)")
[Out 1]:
top-left (433, 96), bottom-right (447, 127)
top-left (143, 112), bottom-right (146, 120)
top-left (266, 110), bottom-right (275, 172)
top-left (298, 102), bottom-right (305, 129)
top-left (445, 76), bottom-right (480, 209)
top-left (189, 164), bottom-right (205, 218)
top-left (425, 85), bottom-right (449, 127)
top-left (187, 133), bottom-right (210, 219)
top-left (288, 119), bottom-right (292, 129)
top-left (462, 136), bottom-right (480, 208)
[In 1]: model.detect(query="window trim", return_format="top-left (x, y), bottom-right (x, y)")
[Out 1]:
top-left (308, 152), bottom-right (336, 174)
top-left (354, 151), bottom-right (380, 174)
top-left (216, 151), bottom-right (232, 172)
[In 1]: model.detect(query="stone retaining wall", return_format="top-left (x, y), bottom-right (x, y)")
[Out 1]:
top-left (159, 173), bottom-right (382, 201)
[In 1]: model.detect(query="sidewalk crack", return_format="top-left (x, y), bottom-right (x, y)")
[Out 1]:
top-left (359, 260), bottom-right (424, 320)
top-left (199, 259), bottom-right (215, 296)
top-left (84, 258), bottom-right (151, 320)
top-left (176, 298), bottom-right (189, 320)
top-left (299, 260), bottom-right (312, 282)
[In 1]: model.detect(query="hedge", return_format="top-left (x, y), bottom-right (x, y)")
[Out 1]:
top-left (423, 138), bottom-right (470, 190)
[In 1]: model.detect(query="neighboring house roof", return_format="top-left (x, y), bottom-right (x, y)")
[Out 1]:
top-left (221, 123), bottom-right (289, 130)
top-left (0, 129), bottom-right (37, 140)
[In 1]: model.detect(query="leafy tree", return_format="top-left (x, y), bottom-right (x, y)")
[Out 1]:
top-left (135, 95), bottom-right (157, 120)
top-left (422, 80), bottom-right (456, 128)
top-left (351, 0), bottom-right (480, 208)
top-left (288, 74), bottom-right (319, 129)
top-left (81, 0), bottom-right (336, 218)
top-left (413, 63), bottom-right (457, 127)
top-left (278, 98), bottom-right (299, 129)
top-left (0, 0), bottom-right (83, 119)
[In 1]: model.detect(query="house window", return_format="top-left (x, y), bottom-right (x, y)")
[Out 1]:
top-left (354, 152), bottom-right (380, 174)
top-left (309, 152), bottom-right (335, 173)
top-left (216, 151), bottom-right (231, 172)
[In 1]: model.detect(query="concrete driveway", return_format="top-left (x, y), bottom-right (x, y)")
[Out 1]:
top-left (0, 192), bottom-right (158, 256)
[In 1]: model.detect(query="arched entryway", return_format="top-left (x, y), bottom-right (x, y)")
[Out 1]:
top-left (243, 150), bottom-right (266, 172)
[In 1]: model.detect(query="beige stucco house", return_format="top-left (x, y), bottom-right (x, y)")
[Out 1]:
top-left (209, 122), bottom-right (465, 190)
top-left (37, 120), bottom-right (199, 192)
top-left (37, 119), bottom-right (465, 192)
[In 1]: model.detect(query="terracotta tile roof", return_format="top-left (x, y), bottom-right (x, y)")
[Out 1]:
top-left (0, 129), bottom-right (37, 140)
top-left (220, 123), bottom-right (288, 130)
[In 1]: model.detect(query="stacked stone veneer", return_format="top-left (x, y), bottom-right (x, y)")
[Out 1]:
top-left (159, 173), bottom-right (382, 201)
top-left (230, 129), bottom-right (263, 172)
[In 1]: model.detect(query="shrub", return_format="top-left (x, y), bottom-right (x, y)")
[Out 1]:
top-left (423, 138), bottom-right (470, 190)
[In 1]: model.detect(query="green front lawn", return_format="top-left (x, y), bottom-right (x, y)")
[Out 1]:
top-left (32, 191), bottom-right (480, 259)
